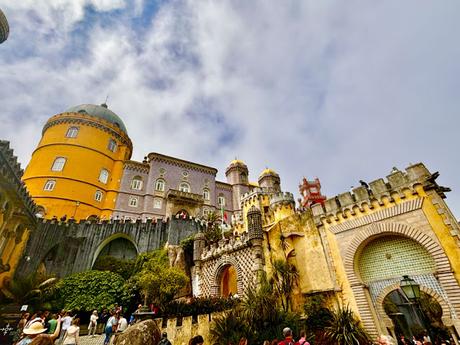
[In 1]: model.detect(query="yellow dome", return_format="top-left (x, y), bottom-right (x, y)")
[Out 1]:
top-left (260, 168), bottom-right (278, 177)
top-left (230, 159), bottom-right (246, 165)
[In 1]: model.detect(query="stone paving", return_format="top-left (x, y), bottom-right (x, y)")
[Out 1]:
top-left (79, 334), bottom-right (106, 345)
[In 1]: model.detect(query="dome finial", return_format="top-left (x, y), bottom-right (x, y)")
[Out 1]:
top-left (101, 94), bottom-right (109, 108)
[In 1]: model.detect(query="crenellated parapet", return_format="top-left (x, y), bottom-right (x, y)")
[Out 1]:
top-left (310, 163), bottom-right (446, 223)
top-left (200, 233), bottom-right (251, 262)
top-left (270, 192), bottom-right (295, 210)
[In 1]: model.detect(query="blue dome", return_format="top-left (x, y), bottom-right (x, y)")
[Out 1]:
top-left (66, 104), bottom-right (128, 134)
top-left (0, 9), bottom-right (9, 44)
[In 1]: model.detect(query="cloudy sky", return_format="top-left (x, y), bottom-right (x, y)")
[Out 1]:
top-left (1, 1), bottom-right (459, 215)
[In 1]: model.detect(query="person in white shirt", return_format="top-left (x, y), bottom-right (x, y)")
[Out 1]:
top-left (59, 312), bottom-right (73, 344)
top-left (63, 318), bottom-right (80, 345)
top-left (117, 315), bottom-right (128, 332)
top-left (88, 311), bottom-right (98, 337)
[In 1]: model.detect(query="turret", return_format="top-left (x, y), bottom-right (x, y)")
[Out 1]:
top-left (270, 192), bottom-right (295, 221)
top-left (247, 206), bottom-right (263, 240)
top-left (226, 159), bottom-right (250, 211)
top-left (258, 168), bottom-right (281, 193)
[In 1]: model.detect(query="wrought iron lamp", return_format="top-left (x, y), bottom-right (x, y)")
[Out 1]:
top-left (400, 275), bottom-right (421, 301)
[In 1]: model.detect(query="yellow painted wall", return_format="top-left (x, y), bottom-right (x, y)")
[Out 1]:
top-left (22, 113), bottom-right (131, 220)
top-left (420, 187), bottom-right (460, 286)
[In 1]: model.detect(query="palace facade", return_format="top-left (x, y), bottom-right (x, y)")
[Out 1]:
top-left (3, 103), bottom-right (460, 340)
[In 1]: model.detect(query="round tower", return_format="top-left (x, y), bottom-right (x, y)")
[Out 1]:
top-left (0, 9), bottom-right (9, 44)
top-left (270, 192), bottom-right (295, 221)
top-left (22, 103), bottom-right (132, 220)
top-left (225, 159), bottom-right (250, 211)
top-left (258, 168), bottom-right (281, 192)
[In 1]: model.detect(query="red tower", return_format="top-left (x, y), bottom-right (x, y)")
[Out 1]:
top-left (299, 177), bottom-right (326, 208)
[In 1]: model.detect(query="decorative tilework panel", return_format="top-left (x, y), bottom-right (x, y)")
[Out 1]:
top-left (358, 236), bottom-right (435, 283)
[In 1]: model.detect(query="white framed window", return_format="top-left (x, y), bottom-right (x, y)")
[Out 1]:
top-left (129, 196), bottom-right (139, 207)
top-left (51, 157), bottom-right (66, 172)
top-left (155, 179), bottom-right (165, 192)
top-left (95, 190), bottom-right (103, 202)
top-left (43, 180), bottom-right (56, 191)
top-left (203, 208), bottom-right (210, 216)
top-left (310, 187), bottom-right (318, 193)
top-left (179, 182), bottom-right (190, 193)
top-left (153, 198), bottom-right (162, 209)
top-left (203, 188), bottom-right (210, 200)
top-left (131, 176), bottom-right (143, 190)
top-left (182, 171), bottom-right (189, 177)
top-left (99, 169), bottom-right (109, 184)
top-left (108, 139), bottom-right (117, 152)
top-left (217, 195), bottom-right (226, 207)
top-left (66, 126), bottom-right (79, 138)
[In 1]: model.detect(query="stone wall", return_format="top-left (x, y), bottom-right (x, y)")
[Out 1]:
top-left (155, 313), bottom-right (221, 345)
top-left (16, 217), bottom-right (203, 279)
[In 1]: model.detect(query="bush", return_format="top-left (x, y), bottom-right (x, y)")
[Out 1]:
top-left (93, 255), bottom-right (135, 280)
top-left (55, 270), bottom-right (131, 312)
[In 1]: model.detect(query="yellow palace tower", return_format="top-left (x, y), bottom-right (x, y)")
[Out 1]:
top-left (22, 103), bottom-right (132, 220)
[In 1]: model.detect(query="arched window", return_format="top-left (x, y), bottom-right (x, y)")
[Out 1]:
top-left (43, 180), bottom-right (56, 191)
top-left (51, 157), bottom-right (66, 172)
top-left (94, 190), bottom-right (103, 202)
top-left (66, 126), bottom-right (79, 138)
top-left (131, 176), bottom-right (143, 190)
top-left (218, 195), bottom-right (226, 207)
top-left (203, 188), bottom-right (210, 200)
top-left (99, 169), bottom-right (109, 184)
top-left (129, 196), bottom-right (139, 207)
top-left (108, 139), bottom-right (117, 152)
top-left (155, 179), bottom-right (165, 192)
top-left (179, 182), bottom-right (190, 193)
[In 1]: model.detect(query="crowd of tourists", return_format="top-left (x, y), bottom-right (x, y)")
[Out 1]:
top-left (377, 333), bottom-right (455, 345)
top-left (12, 307), bottom-right (130, 345)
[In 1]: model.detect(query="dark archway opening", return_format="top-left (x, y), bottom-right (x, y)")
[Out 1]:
top-left (384, 290), bottom-right (449, 342)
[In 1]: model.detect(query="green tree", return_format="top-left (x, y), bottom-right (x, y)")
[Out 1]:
top-left (131, 249), bottom-right (188, 307)
top-left (323, 305), bottom-right (372, 345)
top-left (92, 255), bottom-right (135, 280)
top-left (56, 270), bottom-right (130, 312)
top-left (210, 276), bottom-right (300, 345)
top-left (203, 211), bottom-right (223, 243)
top-left (270, 259), bottom-right (299, 312)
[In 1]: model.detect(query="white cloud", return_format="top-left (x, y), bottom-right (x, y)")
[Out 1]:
top-left (1, 0), bottom-right (460, 216)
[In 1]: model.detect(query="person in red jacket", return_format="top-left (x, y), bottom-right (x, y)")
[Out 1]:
top-left (278, 328), bottom-right (299, 345)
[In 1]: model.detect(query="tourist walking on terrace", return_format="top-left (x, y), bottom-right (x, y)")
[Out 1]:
top-left (47, 314), bottom-right (58, 335)
top-left (117, 314), bottom-right (128, 333)
top-left (16, 315), bottom-right (61, 345)
top-left (103, 311), bottom-right (117, 345)
top-left (88, 311), bottom-right (98, 337)
top-left (297, 330), bottom-right (309, 345)
top-left (62, 318), bottom-right (80, 345)
top-left (278, 328), bottom-right (299, 345)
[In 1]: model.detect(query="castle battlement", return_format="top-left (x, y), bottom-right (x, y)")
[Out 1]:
top-left (200, 233), bottom-right (250, 261)
top-left (310, 163), bottom-right (438, 220)
top-left (270, 192), bottom-right (295, 207)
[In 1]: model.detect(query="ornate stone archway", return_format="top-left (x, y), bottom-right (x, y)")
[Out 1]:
top-left (342, 222), bottom-right (460, 337)
top-left (211, 255), bottom-right (244, 297)
top-left (375, 283), bottom-right (453, 329)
